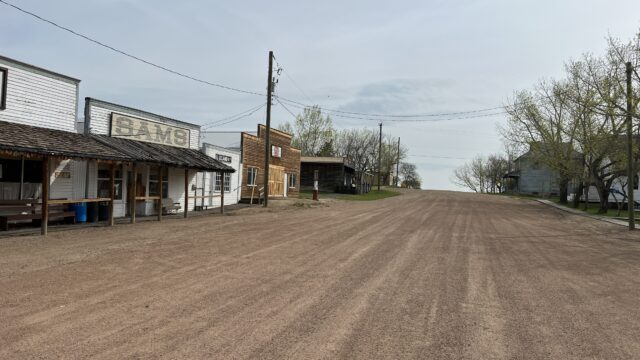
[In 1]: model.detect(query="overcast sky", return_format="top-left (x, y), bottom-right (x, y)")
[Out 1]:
top-left (2, 0), bottom-right (640, 190)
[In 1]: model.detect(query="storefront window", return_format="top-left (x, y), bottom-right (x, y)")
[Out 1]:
top-left (149, 167), bottom-right (168, 198)
top-left (224, 173), bottom-right (231, 192)
top-left (214, 173), bottom-right (222, 192)
top-left (247, 167), bottom-right (258, 186)
top-left (97, 165), bottom-right (123, 200)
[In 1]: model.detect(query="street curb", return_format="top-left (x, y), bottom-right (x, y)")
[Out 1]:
top-left (536, 199), bottom-right (629, 227)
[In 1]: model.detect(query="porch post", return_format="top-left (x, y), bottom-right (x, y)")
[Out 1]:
top-left (41, 157), bottom-right (49, 236)
top-left (157, 166), bottom-right (163, 222)
top-left (220, 172), bottom-right (225, 214)
top-left (184, 168), bottom-right (189, 218)
top-left (130, 163), bottom-right (137, 224)
top-left (108, 163), bottom-right (115, 226)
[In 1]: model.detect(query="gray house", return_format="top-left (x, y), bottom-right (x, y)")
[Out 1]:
top-left (503, 151), bottom-right (560, 196)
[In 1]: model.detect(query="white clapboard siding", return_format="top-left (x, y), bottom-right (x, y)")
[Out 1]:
top-left (49, 159), bottom-right (73, 200)
top-left (199, 144), bottom-right (242, 206)
top-left (0, 59), bottom-right (78, 132)
top-left (86, 99), bottom-right (201, 149)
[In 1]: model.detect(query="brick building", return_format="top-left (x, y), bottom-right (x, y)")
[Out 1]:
top-left (240, 125), bottom-right (301, 201)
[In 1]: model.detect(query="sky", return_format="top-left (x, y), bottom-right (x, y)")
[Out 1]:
top-left (2, 0), bottom-right (640, 190)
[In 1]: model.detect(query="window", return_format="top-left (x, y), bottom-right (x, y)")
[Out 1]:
top-left (289, 173), bottom-right (297, 188)
top-left (247, 167), bottom-right (258, 186)
top-left (149, 167), bottom-right (168, 198)
top-left (214, 172), bottom-right (222, 192)
top-left (216, 154), bottom-right (232, 163)
top-left (0, 67), bottom-right (7, 110)
top-left (224, 173), bottom-right (231, 192)
top-left (98, 165), bottom-right (123, 200)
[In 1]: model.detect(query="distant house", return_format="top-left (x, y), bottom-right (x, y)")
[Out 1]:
top-left (300, 157), bottom-right (356, 193)
top-left (503, 150), bottom-right (560, 196)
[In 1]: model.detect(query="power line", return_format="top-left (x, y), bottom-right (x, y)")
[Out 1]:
top-left (202, 103), bottom-right (267, 129)
top-left (408, 155), bottom-right (470, 160)
top-left (200, 103), bottom-right (266, 128)
top-left (0, 0), bottom-right (265, 97)
top-left (276, 99), bottom-right (508, 122)
top-left (275, 97), bottom-right (299, 120)
top-left (277, 96), bottom-right (508, 118)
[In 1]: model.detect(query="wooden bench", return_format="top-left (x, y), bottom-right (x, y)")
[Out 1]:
top-left (0, 200), bottom-right (75, 231)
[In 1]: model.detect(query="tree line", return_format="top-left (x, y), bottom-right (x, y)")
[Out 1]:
top-left (453, 31), bottom-right (640, 213)
top-left (279, 105), bottom-right (422, 189)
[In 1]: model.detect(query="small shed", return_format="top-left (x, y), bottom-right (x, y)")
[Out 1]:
top-left (300, 157), bottom-right (356, 193)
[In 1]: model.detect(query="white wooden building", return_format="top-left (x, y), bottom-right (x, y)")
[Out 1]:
top-left (0, 55), bottom-right (233, 234)
top-left (0, 55), bottom-right (82, 202)
top-left (197, 143), bottom-right (242, 209)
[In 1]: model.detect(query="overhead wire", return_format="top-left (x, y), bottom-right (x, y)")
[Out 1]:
top-left (200, 103), bottom-right (266, 128)
top-left (201, 103), bottom-right (267, 129)
top-left (0, 0), bottom-right (265, 97)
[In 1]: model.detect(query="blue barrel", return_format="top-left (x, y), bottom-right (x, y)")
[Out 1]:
top-left (72, 203), bottom-right (87, 223)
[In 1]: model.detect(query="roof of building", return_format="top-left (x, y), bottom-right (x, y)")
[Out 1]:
top-left (0, 121), bottom-right (131, 161)
top-left (0, 120), bottom-right (234, 172)
top-left (0, 54), bottom-right (81, 83)
top-left (301, 156), bottom-right (355, 170)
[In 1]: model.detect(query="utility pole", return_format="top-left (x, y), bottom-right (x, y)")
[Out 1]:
top-left (626, 61), bottom-right (635, 230)
top-left (263, 51), bottom-right (274, 207)
top-left (377, 122), bottom-right (382, 191)
top-left (395, 137), bottom-right (400, 187)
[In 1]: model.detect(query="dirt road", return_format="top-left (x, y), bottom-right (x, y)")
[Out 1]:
top-left (2, 191), bottom-right (640, 359)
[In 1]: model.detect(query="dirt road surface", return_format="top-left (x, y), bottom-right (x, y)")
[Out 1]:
top-left (2, 190), bottom-right (640, 359)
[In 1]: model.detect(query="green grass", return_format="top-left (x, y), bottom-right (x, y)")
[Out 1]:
top-left (551, 199), bottom-right (640, 220)
top-left (298, 189), bottom-right (400, 201)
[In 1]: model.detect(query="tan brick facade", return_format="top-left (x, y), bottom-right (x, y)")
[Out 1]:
top-left (240, 124), bottom-right (301, 200)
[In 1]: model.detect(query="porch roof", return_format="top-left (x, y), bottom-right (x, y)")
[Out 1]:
top-left (0, 120), bottom-right (234, 172)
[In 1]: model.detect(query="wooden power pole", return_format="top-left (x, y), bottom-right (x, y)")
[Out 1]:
top-left (377, 122), bottom-right (382, 191)
top-left (263, 51), bottom-right (274, 207)
top-left (396, 137), bottom-right (400, 187)
top-left (626, 61), bottom-right (635, 230)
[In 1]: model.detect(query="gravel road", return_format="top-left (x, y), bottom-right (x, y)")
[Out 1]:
top-left (2, 190), bottom-right (640, 359)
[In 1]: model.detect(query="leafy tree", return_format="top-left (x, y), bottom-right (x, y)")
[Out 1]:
top-left (279, 105), bottom-right (334, 156)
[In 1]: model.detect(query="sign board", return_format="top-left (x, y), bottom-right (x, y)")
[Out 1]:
top-left (271, 145), bottom-right (282, 158)
top-left (110, 113), bottom-right (191, 149)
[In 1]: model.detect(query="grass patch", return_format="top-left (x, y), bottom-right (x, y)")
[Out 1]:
top-left (551, 199), bottom-right (640, 219)
top-left (299, 189), bottom-right (400, 201)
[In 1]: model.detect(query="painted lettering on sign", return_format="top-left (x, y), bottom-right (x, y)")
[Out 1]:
top-left (110, 113), bottom-right (191, 149)
top-left (271, 145), bottom-right (282, 158)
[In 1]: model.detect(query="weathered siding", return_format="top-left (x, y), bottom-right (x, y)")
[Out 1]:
top-left (84, 98), bottom-right (201, 149)
top-left (300, 162), bottom-right (353, 192)
top-left (0, 57), bottom-right (78, 132)
top-left (240, 125), bottom-right (301, 200)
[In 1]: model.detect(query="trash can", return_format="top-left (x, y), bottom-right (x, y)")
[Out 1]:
top-left (71, 203), bottom-right (87, 223)
top-left (98, 202), bottom-right (109, 221)
top-left (87, 202), bottom-right (99, 223)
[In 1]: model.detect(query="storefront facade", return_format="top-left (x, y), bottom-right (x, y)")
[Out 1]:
top-left (240, 125), bottom-right (301, 201)
top-left (199, 143), bottom-right (242, 209)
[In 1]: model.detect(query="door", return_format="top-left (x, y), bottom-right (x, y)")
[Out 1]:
top-left (268, 165), bottom-right (285, 197)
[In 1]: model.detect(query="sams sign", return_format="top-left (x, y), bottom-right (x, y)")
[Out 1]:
top-left (110, 113), bottom-right (190, 148)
